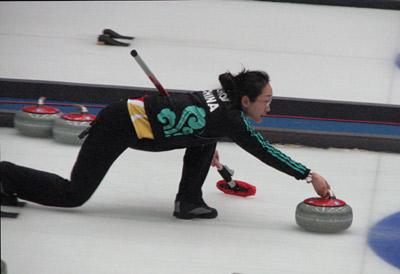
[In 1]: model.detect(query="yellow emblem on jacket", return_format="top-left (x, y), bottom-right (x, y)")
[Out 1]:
top-left (127, 98), bottom-right (154, 139)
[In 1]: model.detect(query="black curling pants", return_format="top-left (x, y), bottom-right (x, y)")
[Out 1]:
top-left (1, 101), bottom-right (216, 207)
top-left (176, 143), bottom-right (216, 203)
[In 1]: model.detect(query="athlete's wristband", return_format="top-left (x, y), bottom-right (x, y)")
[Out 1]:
top-left (305, 170), bottom-right (313, 184)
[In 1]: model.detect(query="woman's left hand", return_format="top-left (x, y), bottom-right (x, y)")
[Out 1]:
top-left (211, 150), bottom-right (223, 169)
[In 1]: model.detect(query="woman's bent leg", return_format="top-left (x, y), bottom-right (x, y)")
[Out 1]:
top-left (173, 142), bottom-right (217, 219)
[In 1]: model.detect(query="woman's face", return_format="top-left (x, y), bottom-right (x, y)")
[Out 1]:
top-left (241, 84), bottom-right (273, 123)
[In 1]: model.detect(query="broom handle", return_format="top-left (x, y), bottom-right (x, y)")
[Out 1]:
top-left (130, 50), bottom-right (169, 96)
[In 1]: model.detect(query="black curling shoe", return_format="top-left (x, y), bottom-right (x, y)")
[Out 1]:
top-left (0, 168), bottom-right (25, 207)
top-left (173, 200), bottom-right (218, 220)
top-left (1, 172), bottom-right (25, 218)
top-left (1, 185), bottom-right (25, 207)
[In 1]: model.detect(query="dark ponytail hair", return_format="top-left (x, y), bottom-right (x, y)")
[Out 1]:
top-left (219, 69), bottom-right (270, 109)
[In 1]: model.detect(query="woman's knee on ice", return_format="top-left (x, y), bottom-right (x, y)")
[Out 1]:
top-left (61, 191), bottom-right (94, 208)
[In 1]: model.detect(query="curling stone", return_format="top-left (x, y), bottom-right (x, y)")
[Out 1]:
top-left (295, 191), bottom-right (352, 233)
top-left (52, 105), bottom-right (96, 145)
top-left (14, 97), bottom-right (61, 137)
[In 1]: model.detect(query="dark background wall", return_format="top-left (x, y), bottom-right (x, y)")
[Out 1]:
top-left (260, 0), bottom-right (400, 9)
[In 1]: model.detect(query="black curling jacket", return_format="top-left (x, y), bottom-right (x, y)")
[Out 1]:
top-left (132, 89), bottom-right (310, 180)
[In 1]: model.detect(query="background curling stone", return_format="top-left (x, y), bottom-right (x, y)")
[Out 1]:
top-left (53, 104), bottom-right (96, 145)
top-left (295, 195), bottom-right (353, 233)
top-left (14, 96), bottom-right (61, 137)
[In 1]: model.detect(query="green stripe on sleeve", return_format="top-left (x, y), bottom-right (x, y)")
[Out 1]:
top-left (241, 112), bottom-right (307, 175)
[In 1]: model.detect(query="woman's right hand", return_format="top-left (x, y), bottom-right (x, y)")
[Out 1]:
top-left (310, 172), bottom-right (331, 198)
